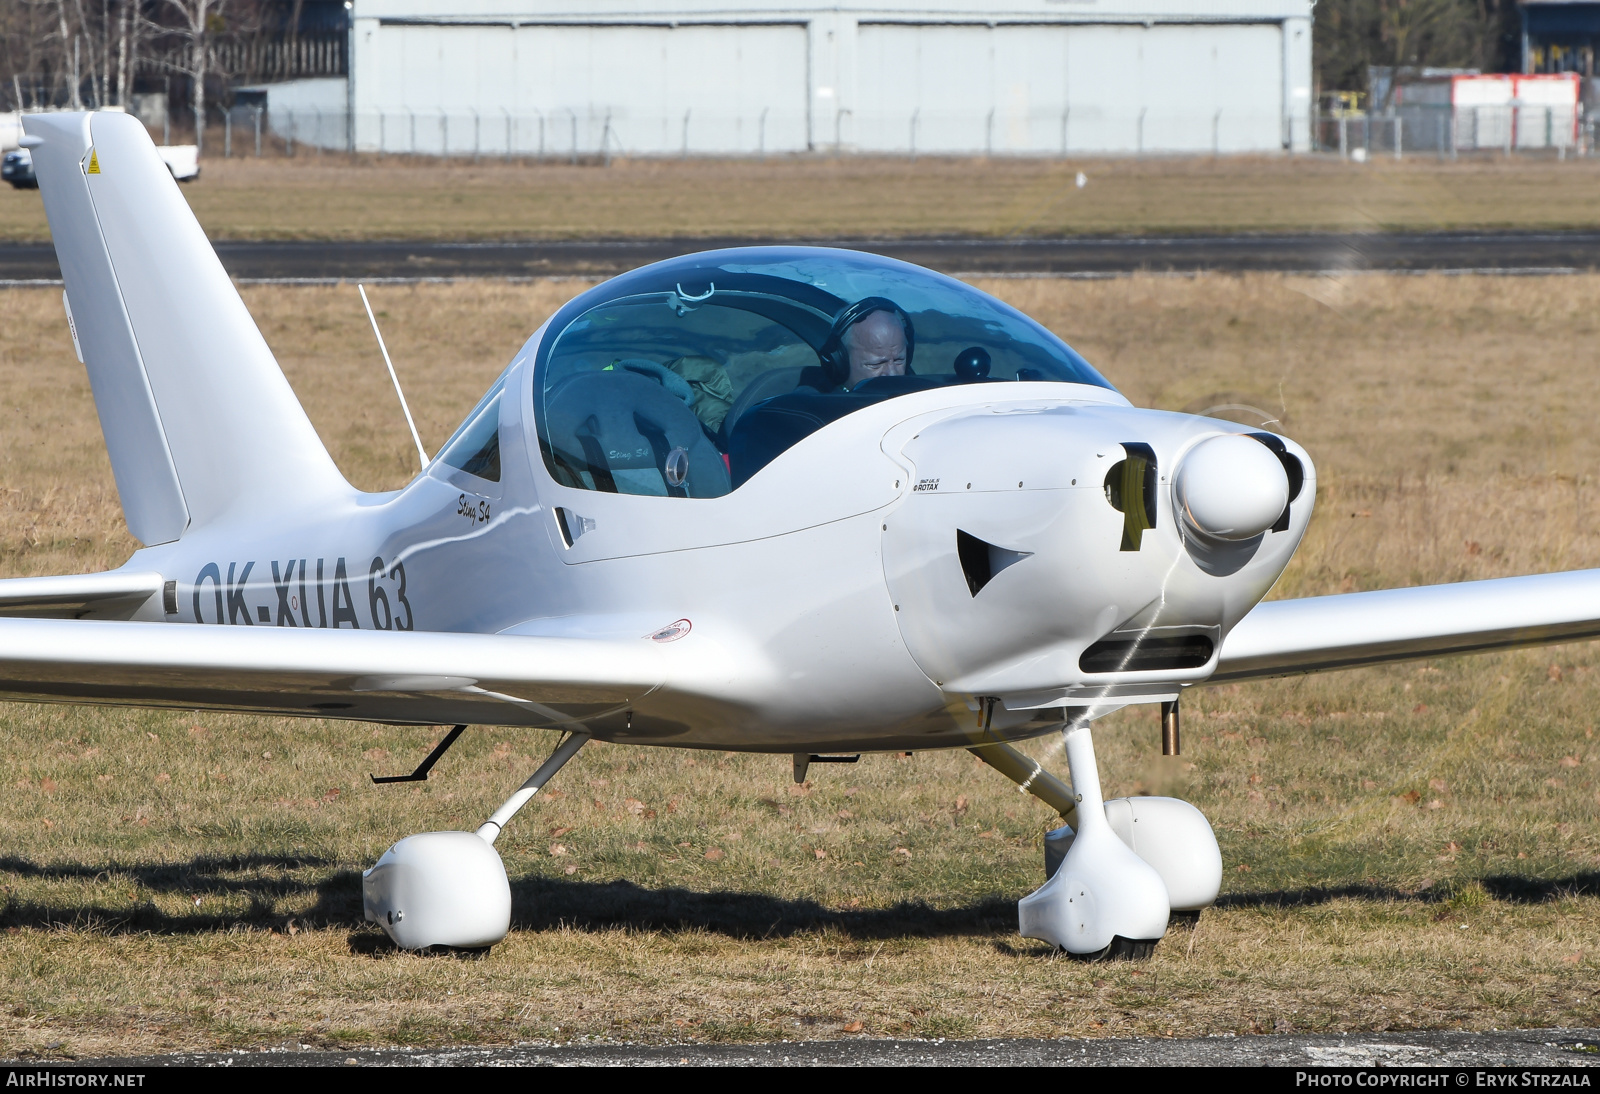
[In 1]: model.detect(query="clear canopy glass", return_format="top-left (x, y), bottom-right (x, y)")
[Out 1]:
top-left (533, 248), bottom-right (1115, 497)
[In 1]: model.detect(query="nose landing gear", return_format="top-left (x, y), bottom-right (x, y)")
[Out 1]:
top-left (1018, 723), bottom-right (1171, 956)
top-left (977, 711), bottom-right (1223, 959)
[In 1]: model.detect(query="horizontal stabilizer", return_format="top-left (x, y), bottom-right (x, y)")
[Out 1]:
top-left (0, 571), bottom-right (163, 620)
top-left (1215, 569), bottom-right (1600, 682)
top-left (0, 619), bottom-right (664, 727)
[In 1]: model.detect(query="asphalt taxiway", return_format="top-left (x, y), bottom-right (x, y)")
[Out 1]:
top-left (1, 231), bottom-right (1598, 283)
top-left (54, 1028), bottom-right (1600, 1067)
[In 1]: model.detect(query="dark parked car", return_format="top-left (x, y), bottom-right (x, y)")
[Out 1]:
top-left (2, 148), bottom-right (36, 189)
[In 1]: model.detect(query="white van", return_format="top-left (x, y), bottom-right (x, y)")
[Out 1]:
top-left (3, 141), bottom-right (200, 188)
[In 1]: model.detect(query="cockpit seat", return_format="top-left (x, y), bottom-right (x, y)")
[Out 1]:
top-left (726, 375), bottom-right (954, 488)
top-left (727, 390), bottom-right (876, 488)
top-left (545, 369), bottom-right (730, 498)
top-left (720, 366), bottom-right (803, 444)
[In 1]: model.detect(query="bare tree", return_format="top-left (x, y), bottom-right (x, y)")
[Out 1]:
top-left (115, 0), bottom-right (130, 107)
top-left (1316, 0), bottom-right (1519, 97)
top-left (154, 0), bottom-right (232, 152)
top-left (0, 0), bottom-right (134, 111)
top-left (55, 0), bottom-right (77, 108)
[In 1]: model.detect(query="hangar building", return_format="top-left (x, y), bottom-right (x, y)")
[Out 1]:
top-left (331, 0), bottom-right (1312, 156)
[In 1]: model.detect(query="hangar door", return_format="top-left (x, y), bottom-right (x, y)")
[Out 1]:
top-left (855, 23), bottom-right (1285, 154)
top-left (371, 23), bottom-right (809, 155)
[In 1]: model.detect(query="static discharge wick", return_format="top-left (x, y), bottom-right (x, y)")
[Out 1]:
top-left (359, 283), bottom-right (429, 471)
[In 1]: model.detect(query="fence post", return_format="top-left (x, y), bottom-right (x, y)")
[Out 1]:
top-left (681, 109), bottom-right (690, 158)
top-left (1546, 105), bottom-right (1553, 149)
top-left (1136, 108), bottom-right (1146, 157)
top-left (313, 106), bottom-right (322, 156)
top-left (287, 111), bottom-right (295, 156)
top-left (909, 108), bottom-right (918, 161)
top-left (503, 106), bottom-right (512, 159)
top-left (759, 106), bottom-right (769, 161)
top-left (441, 110), bottom-right (449, 158)
top-left (1394, 115), bottom-right (1402, 160)
top-left (472, 107), bottom-right (480, 162)
top-left (225, 109), bottom-right (232, 157)
top-left (602, 109), bottom-right (612, 167)
top-left (1213, 109), bottom-right (1221, 156)
top-left (378, 111), bottom-right (385, 158)
top-left (254, 106), bottom-right (262, 156)
top-left (570, 108), bottom-right (579, 164)
top-left (986, 108), bottom-right (995, 157)
top-left (1060, 107), bottom-right (1069, 157)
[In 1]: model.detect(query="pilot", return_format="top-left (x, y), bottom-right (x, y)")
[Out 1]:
top-left (818, 297), bottom-right (915, 391)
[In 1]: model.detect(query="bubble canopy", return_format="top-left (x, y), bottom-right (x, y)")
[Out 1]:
top-left (532, 248), bottom-right (1115, 498)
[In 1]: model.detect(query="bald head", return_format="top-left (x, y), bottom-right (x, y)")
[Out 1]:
top-left (842, 310), bottom-right (908, 389)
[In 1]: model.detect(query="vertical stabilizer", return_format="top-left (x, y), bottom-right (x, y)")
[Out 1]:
top-left (24, 111), bottom-right (351, 545)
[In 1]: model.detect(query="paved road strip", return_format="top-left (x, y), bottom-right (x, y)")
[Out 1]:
top-left (2, 232), bottom-right (1598, 283)
top-left (31, 1027), bottom-right (1600, 1067)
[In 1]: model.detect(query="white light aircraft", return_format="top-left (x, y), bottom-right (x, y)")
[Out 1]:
top-left (10, 111), bottom-right (1600, 957)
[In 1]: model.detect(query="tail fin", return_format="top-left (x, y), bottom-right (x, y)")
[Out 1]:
top-left (23, 111), bottom-right (350, 546)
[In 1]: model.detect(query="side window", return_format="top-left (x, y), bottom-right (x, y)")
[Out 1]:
top-left (435, 381), bottom-right (503, 483)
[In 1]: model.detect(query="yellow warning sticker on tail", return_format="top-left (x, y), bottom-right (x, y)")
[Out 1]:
top-left (85, 149), bottom-right (100, 175)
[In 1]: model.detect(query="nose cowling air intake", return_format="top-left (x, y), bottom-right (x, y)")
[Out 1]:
top-left (1174, 435), bottom-right (1290, 542)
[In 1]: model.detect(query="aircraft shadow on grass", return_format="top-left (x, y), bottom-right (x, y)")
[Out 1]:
top-left (1216, 872), bottom-right (1600, 909)
top-left (0, 852), bottom-right (352, 935)
top-left (0, 856), bottom-right (1594, 946)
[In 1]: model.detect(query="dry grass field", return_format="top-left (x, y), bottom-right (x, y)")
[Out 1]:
top-left (0, 273), bottom-right (1596, 1057)
top-left (8, 154), bottom-right (1600, 243)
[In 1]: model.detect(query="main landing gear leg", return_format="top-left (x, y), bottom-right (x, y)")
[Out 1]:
top-left (1017, 722), bottom-right (1170, 958)
top-left (362, 731), bottom-right (591, 951)
top-left (968, 738), bottom-right (1077, 827)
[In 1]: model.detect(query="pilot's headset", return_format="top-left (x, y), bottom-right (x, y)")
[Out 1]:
top-left (817, 297), bottom-right (916, 389)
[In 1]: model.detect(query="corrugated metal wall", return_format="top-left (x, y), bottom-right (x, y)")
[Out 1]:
top-left (368, 23), bottom-right (810, 155)
top-left (855, 23), bottom-right (1284, 154)
top-left (351, 16), bottom-right (1298, 155)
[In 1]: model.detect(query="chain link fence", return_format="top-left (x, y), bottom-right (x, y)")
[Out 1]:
top-left (209, 101), bottom-right (1595, 161)
top-left (217, 104), bottom-right (1302, 160)
top-left (1315, 103), bottom-right (1590, 159)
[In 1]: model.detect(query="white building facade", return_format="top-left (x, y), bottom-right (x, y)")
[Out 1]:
top-left (343, 0), bottom-right (1314, 156)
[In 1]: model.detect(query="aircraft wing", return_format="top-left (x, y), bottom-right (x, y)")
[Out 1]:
top-left (0, 571), bottom-right (163, 619)
top-left (1213, 569), bottom-right (1600, 683)
top-left (0, 618), bottom-right (664, 727)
